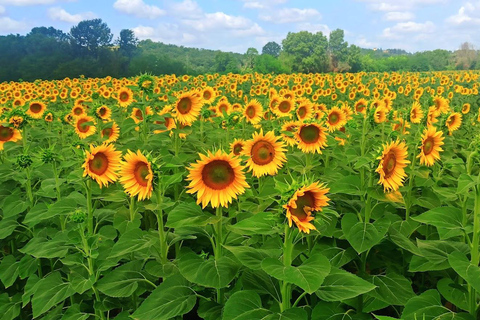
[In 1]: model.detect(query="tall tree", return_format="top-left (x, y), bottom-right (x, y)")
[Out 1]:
top-left (117, 29), bottom-right (138, 57)
top-left (70, 19), bottom-right (113, 53)
top-left (244, 47), bottom-right (259, 70)
top-left (282, 31), bottom-right (329, 73)
top-left (262, 41), bottom-right (281, 57)
top-left (455, 42), bottom-right (477, 70)
top-left (29, 26), bottom-right (69, 42)
top-left (328, 29), bottom-right (348, 71)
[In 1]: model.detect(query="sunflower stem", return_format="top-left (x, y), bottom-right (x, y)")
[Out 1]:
top-left (156, 186), bottom-right (168, 265)
top-left (215, 206), bottom-right (224, 304)
top-left (469, 185), bottom-right (480, 316)
top-left (86, 179), bottom-right (94, 235)
top-left (129, 196), bottom-right (136, 222)
top-left (405, 153), bottom-right (417, 221)
top-left (281, 224), bottom-right (293, 312)
top-left (25, 167), bottom-right (34, 205)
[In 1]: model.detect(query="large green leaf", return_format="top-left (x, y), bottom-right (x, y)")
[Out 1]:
top-left (241, 270), bottom-right (281, 302)
top-left (178, 248), bottom-right (240, 289)
top-left (0, 293), bottom-right (21, 320)
top-left (261, 253), bottom-right (331, 294)
top-left (31, 272), bottom-right (75, 318)
top-left (108, 228), bottom-right (156, 259)
top-left (329, 175), bottom-right (363, 195)
top-left (131, 274), bottom-right (196, 320)
top-left (0, 216), bottom-right (18, 240)
top-left (409, 240), bottom-right (469, 272)
top-left (448, 251), bottom-right (480, 293)
top-left (437, 278), bottom-right (469, 312)
top-left (367, 271), bottom-right (415, 306)
top-left (97, 261), bottom-right (144, 297)
top-left (222, 290), bottom-right (271, 320)
top-left (316, 268), bottom-right (376, 301)
top-left (342, 214), bottom-right (390, 254)
top-left (224, 245), bottom-right (280, 270)
top-left (0, 255), bottom-right (19, 288)
top-left (19, 235), bottom-right (69, 258)
top-left (412, 207), bottom-right (463, 239)
top-left (402, 290), bottom-right (473, 320)
top-left (227, 211), bottom-right (278, 235)
top-left (165, 202), bottom-right (220, 228)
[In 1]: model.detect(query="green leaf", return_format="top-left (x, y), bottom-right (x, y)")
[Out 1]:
top-left (31, 272), bottom-right (75, 318)
top-left (145, 260), bottom-right (178, 278)
top-left (61, 305), bottom-right (90, 320)
top-left (197, 300), bottom-right (222, 320)
top-left (0, 216), bottom-right (18, 240)
top-left (329, 175), bottom-right (363, 195)
top-left (437, 278), bottom-right (469, 312)
top-left (18, 254), bottom-right (37, 279)
top-left (412, 207), bottom-right (463, 240)
top-left (97, 261), bottom-right (144, 297)
top-left (0, 293), bottom-right (21, 320)
top-left (264, 308), bottom-right (308, 320)
top-left (314, 245), bottom-right (357, 268)
top-left (456, 174), bottom-right (477, 194)
top-left (402, 290), bottom-right (473, 320)
top-left (367, 271), bottom-right (416, 306)
top-left (410, 240), bottom-right (469, 272)
top-left (342, 214), bottom-right (390, 254)
top-left (448, 251), bottom-right (480, 293)
top-left (178, 248), bottom-right (239, 289)
top-left (224, 245), bottom-right (280, 270)
top-left (227, 211), bottom-right (278, 235)
top-left (222, 291), bottom-right (272, 320)
top-left (70, 271), bottom-right (94, 295)
top-left (108, 228), bottom-right (156, 259)
top-left (311, 302), bottom-right (352, 320)
top-left (0, 255), bottom-right (19, 288)
top-left (316, 267), bottom-right (376, 301)
top-left (19, 235), bottom-right (69, 258)
top-left (2, 195), bottom-right (29, 218)
top-left (388, 220), bottom-right (421, 255)
top-left (241, 270), bottom-right (281, 302)
top-left (131, 274), bottom-right (196, 320)
top-left (261, 253), bottom-right (331, 294)
top-left (166, 202), bottom-right (220, 229)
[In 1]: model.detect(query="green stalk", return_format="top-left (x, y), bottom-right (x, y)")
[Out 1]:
top-left (156, 186), bottom-right (168, 264)
top-left (469, 185), bottom-right (480, 316)
top-left (215, 206), bottom-right (224, 304)
top-left (281, 224), bottom-right (293, 312)
top-left (52, 161), bottom-right (65, 231)
top-left (405, 153), bottom-right (417, 221)
top-left (25, 167), bottom-right (34, 205)
top-left (129, 197), bottom-right (136, 222)
top-left (86, 179), bottom-right (93, 235)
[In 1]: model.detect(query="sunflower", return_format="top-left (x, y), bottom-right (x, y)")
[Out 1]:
top-left (71, 105), bottom-right (85, 117)
top-left (74, 115), bottom-right (96, 139)
top-left (0, 124), bottom-right (22, 150)
top-left (283, 182), bottom-right (330, 234)
top-left (174, 91), bottom-right (203, 125)
top-left (325, 106), bottom-right (347, 132)
top-left (296, 100), bottom-right (314, 121)
top-left (295, 122), bottom-right (328, 154)
top-left (374, 106), bottom-right (388, 124)
top-left (44, 112), bottom-right (53, 122)
top-left (230, 138), bottom-right (246, 156)
top-left (354, 98), bottom-right (368, 115)
top-left (243, 99), bottom-right (263, 125)
top-left (376, 140), bottom-right (410, 192)
top-left (243, 130), bottom-right (287, 177)
top-left (274, 98), bottom-right (294, 118)
top-left (27, 101), bottom-right (46, 119)
top-left (201, 86), bottom-right (216, 104)
top-left (101, 122), bottom-right (120, 143)
top-left (446, 112), bottom-right (462, 134)
top-left (432, 96), bottom-right (449, 114)
top-left (131, 106), bottom-right (153, 124)
top-left (119, 150), bottom-right (154, 201)
top-left (154, 107), bottom-right (176, 134)
top-left (427, 106), bottom-right (440, 126)
top-left (281, 120), bottom-right (299, 147)
top-left (96, 105), bottom-right (112, 121)
top-left (410, 101), bottom-right (424, 124)
top-left (462, 103), bottom-right (471, 114)
top-left (215, 100), bottom-right (232, 117)
top-left (117, 87), bottom-right (134, 108)
top-left (186, 150), bottom-right (249, 208)
top-left (82, 144), bottom-right (121, 188)
top-left (418, 126), bottom-right (444, 166)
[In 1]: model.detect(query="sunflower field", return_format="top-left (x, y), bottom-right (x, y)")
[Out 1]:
top-left (1, 71), bottom-right (480, 319)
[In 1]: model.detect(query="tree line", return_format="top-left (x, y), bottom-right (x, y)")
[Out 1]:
top-left (0, 18), bottom-right (478, 82)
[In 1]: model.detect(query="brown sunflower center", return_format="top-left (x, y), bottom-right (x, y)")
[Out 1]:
top-left (73, 107), bottom-right (83, 115)
top-left (77, 119), bottom-right (91, 133)
top-left (329, 112), bottom-right (339, 125)
top-left (177, 97), bottom-right (192, 114)
top-left (278, 101), bottom-right (291, 113)
top-left (135, 109), bottom-right (143, 120)
top-left (0, 126), bottom-right (14, 141)
top-left (299, 125), bottom-right (320, 144)
top-left (201, 160), bottom-right (235, 190)
top-left (423, 138), bottom-right (434, 155)
top-left (297, 107), bottom-right (306, 118)
top-left (251, 140), bottom-right (275, 165)
top-left (30, 103), bottom-right (42, 113)
top-left (89, 152), bottom-right (109, 175)
top-left (218, 103), bottom-right (228, 114)
top-left (290, 192), bottom-right (315, 220)
top-left (102, 128), bottom-right (112, 138)
top-left (203, 91), bottom-right (211, 100)
top-left (383, 153), bottom-right (397, 178)
top-left (99, 107), bottom-right (107, 116)
top-left (134, 162), bottom-right (150, 187)
top-left (233, 143), bottom-right (243, 156)
top-left (119, 92), bottom-right (130, 102)
top-left (246, 106), bottom-right (256, 118)
top-left (356, 104), bottom-right (365, 112)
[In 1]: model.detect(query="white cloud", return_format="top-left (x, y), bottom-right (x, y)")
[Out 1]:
top-left (113, 0), bottom-right (165, 19)
top-left (168, 0), bottom-right (203, 19)
top-left (133, 23), bottom-right (198, 45)
top-left (296, 22), bottom-right (330, 35)
top-left (357, 0), bottom-right (449, 12)
top-left (241, 0), bottom-right (287, 9)
top-left (382, 21), bottom-right (435, 39)
top-left (259, 8), bottom-right (320, 23)
top-left (446, 2), bottom-right (480, 26)
top-left (383, 11), bottom-right (415, 21)
top-left (183, 11), bottom-right (264, 35)
top-left (48, 6), bottom-right (95, 24)
top-left (0, 16), bottom-right (27, 32)
top-left (0, 5), bottom-right (5, 14)
top-left (355, 36), bottom-right (379, 48)
top-left (0, 0), bottom-right (70, 5)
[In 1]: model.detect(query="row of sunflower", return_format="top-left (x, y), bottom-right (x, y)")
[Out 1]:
top-left (0, 71), bottom-right (479, 319)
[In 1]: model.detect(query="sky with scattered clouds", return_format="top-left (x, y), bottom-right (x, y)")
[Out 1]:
top-left (0, 0), bottom-right (478, 53)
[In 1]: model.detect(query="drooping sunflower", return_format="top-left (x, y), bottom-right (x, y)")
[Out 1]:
top-left (243, 99), bottom-right (263, 125)
top-left (230, 138), bottom-right (246, 156)
top-left (410, 101), bottom-right (424, 124)
top-left (427, 106), bottom-right (440, 126)
top-left (74, 115), bottom-right (96, 139)
top-left (283, 182), bottom-right (330, 234)
top-left (243, 130), bottom-right (287, 177)
top-left (446, 112), bottom-right (462, 134)
top-left (0, 124), bottom-right (22, 150)
top-left (281, 120), bottom-right (299, 147)
top-left (82, 144), bottom-right (121, 188)
top-left (325, 106), bottom-right (347, 132)
top-left (131, 106), bottom-right (153, 124)
top-left (101, 122), bottom-right (120, 143)
top-left (174, 91), bottom-right (203, 125)
top-left (354, 98), bottom-right (368, 115)
top-left (418, 126), bottom-right (444, 166)
top-left (119, 150), bottom-right (153, 201)
top-left (96, 105), bottom-right (112, 121)
top-left (295, 122), bottom-right (328, 154)
top-left (186, 150), bottom-right (249, 208)
top-left (374, 106), bottom-right (388, 124)
top-left (376, 140), bottom-right (410, 192)
top-left (117, 87), bottom-right (134, 108)
top-left (154, 107), bottom-right (176, 134)
top-left (26, 101), bottom-right (46, 119)
top-left (432, 96), bottom-right (449, 114)
top-left (462, 103), bottom-right (471, 114)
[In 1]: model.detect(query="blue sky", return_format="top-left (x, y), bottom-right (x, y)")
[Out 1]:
top-left (0, 0), bottom-right (478, 53)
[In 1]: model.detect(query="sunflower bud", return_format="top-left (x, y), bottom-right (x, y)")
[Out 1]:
top-left (70, 209), bottom-right (87, 223)
top-left (16, 155), bottom-right (33, 168)
top-left (41, 149), bottom-right (56, 164)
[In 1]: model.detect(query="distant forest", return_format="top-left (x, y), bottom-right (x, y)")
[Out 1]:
top-left (0, 18), bottom-right (478, 82)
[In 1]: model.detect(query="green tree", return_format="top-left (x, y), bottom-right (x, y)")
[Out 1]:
top-left (328, 29), bottom-right (348, 71)
top-left (117, 29), bottom-right (138, 58)
top-left (70, 19), bottom-right (113, 54)
top-left (244, 47), bottom-right (259, 70)
top-left (346, 45), bottom-right (362, 72)
top-left (214, 52), bottom-right (239, 73)
top-left (282, 31), bottom-right (329, 73)
top-left (262, 41), bottom-right (281, 57)
top-left (254, 54), bottom-right (289, 74)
